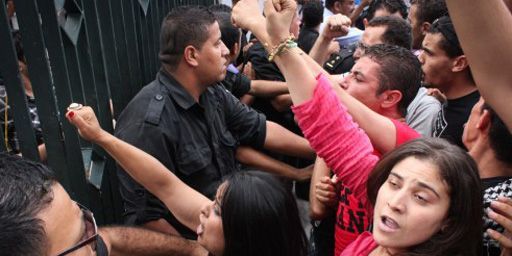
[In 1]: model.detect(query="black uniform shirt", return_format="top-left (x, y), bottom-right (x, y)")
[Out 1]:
top-left (114, 69), bottom-right (266, 236)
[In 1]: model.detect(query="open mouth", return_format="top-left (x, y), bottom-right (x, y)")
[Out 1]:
top-left (379, 215), bottom-right (400, 232)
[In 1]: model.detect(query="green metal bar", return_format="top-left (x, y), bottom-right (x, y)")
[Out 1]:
top-left (37, 0), bottom-right (90, 205)
top-left (0, 2), bottom-right (39, 160)
top-left (122, 0), bottom-right (144, 94)
top-left (150, 1), bottom-right (160, 73)
top-left (109, 0), bottom-right (136, 100)
top-left (95, 0), bottom-right (129, 118)
top-left (134, 1), bottom-right (151, 84)
top-left (12, 0), bottom-right (72, 188)
top-left (80, 0), bottom-right (122, 223)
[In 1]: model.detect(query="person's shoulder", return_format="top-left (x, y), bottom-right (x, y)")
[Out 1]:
top-left (392, 119), bottom-right (421, 143)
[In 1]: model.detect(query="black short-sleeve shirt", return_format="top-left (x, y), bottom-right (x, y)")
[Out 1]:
top-left (114, 69), bottom-right (266, 237)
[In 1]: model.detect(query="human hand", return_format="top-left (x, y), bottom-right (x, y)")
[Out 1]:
top-left (427, 88), bottom-right (447, 103)
top-left (65, 104), bottom-right (107, 144)
top-left (232, 0), bottom-right (265, 31)
top-left (263, 0), bottom-right (298, 46)
top-left (294, 164), bottom-right (314, 182)
top-left (315, 175), bottom-right (339, 208)
top-left (327, 41), bottom-right (341, 55)
top-left (242, 61), bottom-right (256, 80)
top-left (487, 197), bottom-right (512, 256)
top-left (321, 14), bottom-right (351, 40)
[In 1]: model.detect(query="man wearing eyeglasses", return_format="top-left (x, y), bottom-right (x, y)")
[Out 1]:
top-left (0, 153), bottom-right (207, 256)
top-left (419, 16), bottom-right (480, 148)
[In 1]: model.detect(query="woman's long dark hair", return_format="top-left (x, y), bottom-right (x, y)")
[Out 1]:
top-left (220, 171), bottom-right (308, 256)
top-left (367, 138), bottom-right (483, 256)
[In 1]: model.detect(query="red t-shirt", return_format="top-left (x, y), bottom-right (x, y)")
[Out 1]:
top-left (340, 232), bottom-right (378, 256)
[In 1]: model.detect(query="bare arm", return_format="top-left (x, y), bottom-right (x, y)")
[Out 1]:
top-left (270, 94), bottom-right (293, 112)
top-left (234, 4), bottom-right (396, 154)
top-left (66, 107), bottom-right (210, 231)
top-left (236, 146), bottom-right (313, 181)
top-left (309, 14), bottom-right (350, 66)
top-left (309, 157), bottom-right (336, 220)
top-left (99, 227), bottom-right (208, 256)
top-left (446, 0), bottom-right (512, 131)
top-left (264, 121), bottom-right (316, 159)
top-left (249, 80), bottom-right (289, 97)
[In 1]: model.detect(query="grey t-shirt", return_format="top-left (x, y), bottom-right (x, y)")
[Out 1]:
top-left (406, 87), bottom-right (442, 137)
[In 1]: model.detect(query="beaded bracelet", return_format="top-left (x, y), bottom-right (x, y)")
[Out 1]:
top-left (267, 35), bottom-right (298, 62)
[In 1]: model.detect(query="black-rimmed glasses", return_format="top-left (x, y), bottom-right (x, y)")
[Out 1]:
top-left (55, 203), bottom-right (98, 256)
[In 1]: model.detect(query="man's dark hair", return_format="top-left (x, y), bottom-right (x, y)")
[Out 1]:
top-left (208, 3), bottom-right (232, 13)
top-left (368, 16), bottom-right (412, 49)
top-left (428, 15), bottom-right (474, 83)
top-left (362, 44), bottom-right (422, 117)
top-left (0, 153), bottom-right (56, 255)
top-left (325, 0), bottom-right (347, 10)
top-left (367, 0), bottom-right (408, 21)
top-left (302, 1), bottom-right (324, 28)
top-left (410, 0), bottom-right (448, 24)
top-left (210, 10), bottom-right (240, 52)
top-left (159, 6), bottom-right (217, 70)
top-left (482, 104), bottom-right (512, 165)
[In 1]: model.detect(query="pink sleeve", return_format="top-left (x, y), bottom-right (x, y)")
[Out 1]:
top-left (292, 74), bottom-right (379, 196)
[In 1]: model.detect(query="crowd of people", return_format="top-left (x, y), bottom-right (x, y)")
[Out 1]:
top-left (2, 0), bottom-right (512, 255)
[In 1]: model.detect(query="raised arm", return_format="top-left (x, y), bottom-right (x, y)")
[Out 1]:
top-left (66, 106), bottom-right (210, 231)
top-left (446, 0), bottom-right (512, 131)
top-left (309, 14), bottom-right (350, 65)
top-left (233, 0), bottom-right (397, 153)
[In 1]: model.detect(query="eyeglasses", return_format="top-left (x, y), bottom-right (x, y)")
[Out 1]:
top-left (55, 203), bottom-right (98, 256)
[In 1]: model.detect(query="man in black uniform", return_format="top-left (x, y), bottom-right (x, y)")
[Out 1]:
top-left (114, 6), bottom-right (314, 238)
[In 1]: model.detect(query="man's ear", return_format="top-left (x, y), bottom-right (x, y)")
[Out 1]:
top-left (230, 42), bottom-right (241, 63)
top-left (477, 109), bottom-right (492, 133)
top-left (363, 18), bottom-right (369, 28)
top-left (421, 22), bottom-right (431, 36)
top-left (333, 1), bottom-right (342, 13)
top-left (380, 90), bottom-right (403, 110)
top-left (183, 45), bottom-right (200, 67)
top-left (451, 55), bottom-right (469, 73)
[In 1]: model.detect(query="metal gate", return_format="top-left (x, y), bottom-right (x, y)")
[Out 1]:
top-left (0, 0), bottom-right (215, 225)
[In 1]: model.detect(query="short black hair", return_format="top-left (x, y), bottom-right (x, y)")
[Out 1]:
top-left (482, 104), bottom-right (512, 165)
top-left (0, 153), bottom-right (56, 255)
top-left (368, 15), bottom-right (412, 49)
top-left (428, 16), bottom-right (474, 83)
top-left (159, 6), bottom-right (217, 70)
top-left (209, 8), bottom-right (241, 52)
top-left (362, 44), bottom-right (422, 117)
top-left (367, 0), bottom-right (408, 21)
top-left (325, 0), bottom-right (348, 10)
top-left (302, 1), bottom-right (324, 28)
top-left (208, 3), bottom-right (232, 13)
top-left (410, 0), bottom-right (448, 24)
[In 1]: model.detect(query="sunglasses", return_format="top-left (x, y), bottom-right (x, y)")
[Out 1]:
top-left (55, 203), bottom-right (98, 256)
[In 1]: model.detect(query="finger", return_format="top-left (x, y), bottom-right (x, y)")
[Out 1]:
top-left (489, 209), bottom-right (512, 233)
top-left (316, 182), bottom-right (336, 192)
top-left (263, 0), bottom-right (276, 16)
top-left (491, 200), bottom-right (512, 220)
top-left (315, 190), bottom-right (336, 199)
top-left (316, 194), bottom-right (337, 205)
top-left (487, 228), bottom-right (512, 250)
